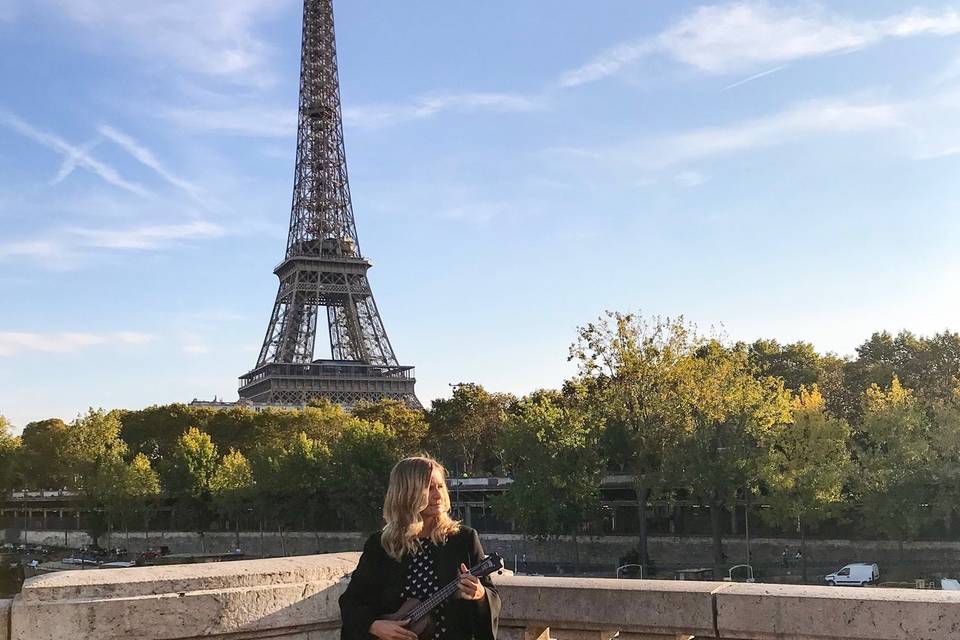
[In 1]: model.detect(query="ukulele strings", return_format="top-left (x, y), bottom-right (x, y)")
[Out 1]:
top-left (408, 565), bottom-right (487, 622)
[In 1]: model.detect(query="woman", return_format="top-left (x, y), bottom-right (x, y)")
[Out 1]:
top-left (339, 456), bottom-right (500, 640)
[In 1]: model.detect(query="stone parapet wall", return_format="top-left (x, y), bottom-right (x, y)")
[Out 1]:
top-left (495, 575), bottom-right (960, 639)
top-left (1, 598), bottom-right (10, 640)
top-left (8, 553), bottom-right (960, 639)
top-left (10, 553), bottom-right (360, 640)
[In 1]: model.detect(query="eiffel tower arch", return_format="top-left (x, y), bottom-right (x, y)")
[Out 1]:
top-left (239, 0), bottom-right (420, 409)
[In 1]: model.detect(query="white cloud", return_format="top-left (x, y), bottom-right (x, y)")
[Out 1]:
top-left (0, 221), bottom-right (226, 267)
top-left (70, 221), bottom-right (225, 249)
top-left (161, 91), bottom-right (541, 136)
top-left (42, 0), bottom-right (291, 83)
top-left (0, 331), bottom-right (155, 357)
top-left (560, 2), bottom-right (960, 87)
top-left (163, 106), bottom-right (297, 138)
top-left (0, 240), bottom-right (61, 259)
top-left (98, 125), bottom-right (211, 208)
top-left (51, 138), bottom-right (102, 185)
top-left (559, 41), bottom-right (659, 88)
top-left (344, 92), bottom-right (544, 130)
top-left (722, 65), bottom-right (787, 91)
top-left (543, 96), bottom-right (904, 171)
top-left (0, 110), bottom-right (151, 196)
top-left (657, 98), bottom-right (901, 165)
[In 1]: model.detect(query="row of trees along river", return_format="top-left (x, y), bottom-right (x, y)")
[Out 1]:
top-left (4, 313), bottom-right (960, 578)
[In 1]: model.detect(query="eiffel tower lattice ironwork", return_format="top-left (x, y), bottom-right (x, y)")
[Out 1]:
top-left (239, 0), bottom-right (419, 409)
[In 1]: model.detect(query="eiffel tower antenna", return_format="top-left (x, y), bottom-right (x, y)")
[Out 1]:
top-left (239, 0), bottom-right (419, 409)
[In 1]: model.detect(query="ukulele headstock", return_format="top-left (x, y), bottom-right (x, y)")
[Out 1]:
top-left (471, 553), bottom-right (504, 579)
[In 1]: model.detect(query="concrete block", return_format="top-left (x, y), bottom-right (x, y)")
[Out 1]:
top-left (10, 553), bottom-right (360, 640)
top-left (716, 583), bottom-right (960, 640)
top-left (1, 599), bottom-right (10, 640)
top-left (497, 575), bottom-right (719, 638)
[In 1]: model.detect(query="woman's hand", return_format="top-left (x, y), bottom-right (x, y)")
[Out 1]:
top-left (369, 619), bottom-right (418, 640)
top-left (457, 562), bottom-right (486, 600)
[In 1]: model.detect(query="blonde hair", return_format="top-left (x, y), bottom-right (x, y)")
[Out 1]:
top-left (381, 455), bottom-right (461, 561)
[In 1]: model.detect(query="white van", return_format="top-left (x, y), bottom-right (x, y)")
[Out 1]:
top-left (824, 563), bottom-right (879, 586)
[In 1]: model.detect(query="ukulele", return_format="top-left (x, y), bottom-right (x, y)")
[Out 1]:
top-left (378, 552), bottom-right (503, 639)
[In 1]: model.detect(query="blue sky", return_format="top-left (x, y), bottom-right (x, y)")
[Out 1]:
top-left (3, 1), bottom-right (960, 428)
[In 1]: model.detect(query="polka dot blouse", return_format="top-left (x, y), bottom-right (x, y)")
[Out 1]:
top-left (402, 539), bottom-right (448, 640)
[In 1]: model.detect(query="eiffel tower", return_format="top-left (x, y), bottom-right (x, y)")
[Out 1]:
top-left (239, 0), bottom-right (419, 409)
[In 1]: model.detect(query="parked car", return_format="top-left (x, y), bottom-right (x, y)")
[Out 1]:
top-left (825, 563), bottom-right (879, 586)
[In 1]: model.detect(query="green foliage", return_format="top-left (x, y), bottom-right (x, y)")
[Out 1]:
top-left (673, 341), bottom-right (793, 494)
top-left (166, 427), bottom-right (218, 498)
top-left (94, 452), bottom-right (161, 533)
top-left (19, 418), bottom-right (71, 489)
top-left (162, 427), bottom-right (219, 531)
top-left (427, 383), bottom-right (514, 474)
top-left (840, 331), bottom-right (960, 422)
top-left (271, 432), bottom-right (332, 530)
top-left (854, 377), bottom-right (931, 543)
top-left (352, 400), bottom-right (428, 455)
top-left (761, 386), bottom-right (851, 532)
top-left (211, 449), bottom-right (254, 532)
top-left (327, 420), bottom-right (399, 529)
top-left (0, 416), bottom-right (20, 491)
top-left (15, 317), bottom-right (960, 546)
top-left (749, 339), bottom-right (825, 392)
top-left (67, 409), bottom-right (129, 491)
top-left (494, 390), bottom-right (604, 545)
top-left (571, 312), bottom-right (704, 563)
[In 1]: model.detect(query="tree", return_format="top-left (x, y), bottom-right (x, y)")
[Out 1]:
top-left (0, 416), bottom-right (21, 492)
top-left (125, 453), bottom-right (162, 545)
top-left (64, 410), bottom-right (130, 545)
top-left (327, 420), bottom-right (399, 530)
top-left (761, 386), bottom-right (851, 581)
top-left (211, 449), bottom-right (254, 549)
top-left (162, 427), bottom-right (219, 540)
top-left (88, 452), bottom-right (161, 547)
top-left (494, 390), bottom-right (604, 573)
top-left (427, 383), bottom-right (514, 475)
top-left (929, 399), bottom-right (960, 534)
top-left (570, 312), bottom-right (697, 569)
top-left (353, 400), bottom-right (428, 456)
top-left (19, 418), bottom-right (71, 489)
top-left (749, 339), bottom-right (824, 392)
top-left (840, 331), bottom-right (960, 422)
top-left (669, 341), bottom-right (792, 577)
top-left (854, 377), bottom-right (932, 549)
top-left (273, 432), bottom-right (332, 546)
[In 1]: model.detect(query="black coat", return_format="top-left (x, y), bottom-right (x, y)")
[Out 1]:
top-left (339, 526), bottom-right (501, 640)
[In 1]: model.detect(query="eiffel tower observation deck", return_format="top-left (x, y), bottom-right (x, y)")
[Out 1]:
top-left (239, 0), bottom-right (419, 409)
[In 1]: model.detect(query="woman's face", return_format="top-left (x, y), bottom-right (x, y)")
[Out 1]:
top-left (419, 467), bottom-right (445, 519)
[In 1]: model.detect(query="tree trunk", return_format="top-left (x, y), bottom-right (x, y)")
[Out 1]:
top-left (744, 490), bottom-right (751, 565)
top-left (637, 486), bottom-right (650, 567)
top-left (709, 495), bottom-right (724, 579)
top-left (572, 531), bottom-right (580, 575)
top-left (279, 526), bottom-right (287, 557)
top-left (234, 517), bottom-right (241, 551)
top-left (800, 524), bottom-right (807, 583)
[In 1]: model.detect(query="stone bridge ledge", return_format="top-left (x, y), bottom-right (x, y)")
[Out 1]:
top-left (5, 554), bottom-right (960, 640)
